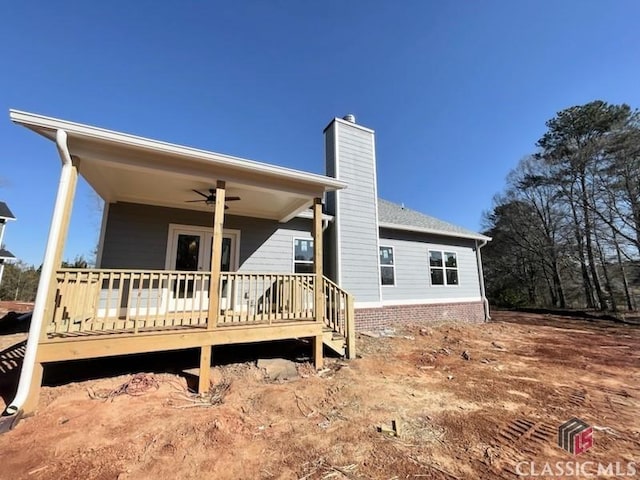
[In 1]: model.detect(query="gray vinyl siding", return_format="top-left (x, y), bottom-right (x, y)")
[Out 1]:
top-left (100, 202), bottom-right (311, 272)
top-left (379, 228), bottom-right (482, 302)
top-left (329, 121), bottom-right (380, 303)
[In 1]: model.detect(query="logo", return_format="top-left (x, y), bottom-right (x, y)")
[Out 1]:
top-left (558, 418), bottom-right (593, 455)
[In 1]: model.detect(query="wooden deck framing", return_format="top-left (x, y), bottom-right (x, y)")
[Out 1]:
top-left (37, 321), bottom-right (323, 362)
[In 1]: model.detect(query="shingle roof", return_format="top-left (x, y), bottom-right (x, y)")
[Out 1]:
top-left (0, 202), bottom-right (15, 220)
top-left (0, 248), bottom-right (15, 260)
top-left (377, 198), bottom-right (490, 241)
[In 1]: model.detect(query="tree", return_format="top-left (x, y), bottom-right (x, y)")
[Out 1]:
top-left (484, 100), bottom-right (640, 312)
top-left (537, 101), bottom-right (635, 310)
top-left (0, 261), bottom-right (40, 301)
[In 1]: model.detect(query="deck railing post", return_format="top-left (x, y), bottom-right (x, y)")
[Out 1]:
top-left (313, 197), bottom-right (324, 324)
top-left (346, 294), bottom-right (356, 359)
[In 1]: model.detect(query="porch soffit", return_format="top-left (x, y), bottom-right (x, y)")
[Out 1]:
top-left (10, 110), bottom-right (346, 222)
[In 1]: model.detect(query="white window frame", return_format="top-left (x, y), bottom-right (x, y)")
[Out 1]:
top-left (379, 245), bottom-right (396, 287)
top-left (165, 224), bottom-right (240, 271)
top-left (293, 237), bottom-right (314, 273)
top-left (428, 250), bottom-right (459, 287)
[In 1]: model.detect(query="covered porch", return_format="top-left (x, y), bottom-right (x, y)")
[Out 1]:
top-left (6, 110), bottom-right (354, 417)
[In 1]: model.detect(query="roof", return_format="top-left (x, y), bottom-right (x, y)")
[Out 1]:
top-left (10, 109), bottom-right (347, 223)
top-left (0, 248), bottom-right (15, 260)
top-left (377, 199), bottom-right (491, 242)
top-left (0, 202), bottom-right (15, 220)
top-left (9, 110), bottom-right (346, 193)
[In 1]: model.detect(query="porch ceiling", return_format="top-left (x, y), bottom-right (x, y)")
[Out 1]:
top-left (11, 110), bottom-right (346, 222)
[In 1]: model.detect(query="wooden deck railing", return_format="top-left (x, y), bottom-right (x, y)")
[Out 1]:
top-left (322, 277), bottom-right (355, 357)
top-left (51, 269), bottom-right (319, 335)
top-left (51, 269), bottom-right (211, 335)
top-left (218, 273), bottom-right (316, 324)
top-left (51, 268), bottom-right (355, 357)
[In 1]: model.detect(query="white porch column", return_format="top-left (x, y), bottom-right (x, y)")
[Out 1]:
top-left (6, 130), bottom-right (79, 416)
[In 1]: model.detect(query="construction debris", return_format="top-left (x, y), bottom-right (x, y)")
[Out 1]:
top-left (257, 358), bottom-right (299, 381)
top-left (88, 373), bottom-right (159, 401)
top-left (377, 419), bottom-right (400, 437)
top-left (168, 379), bottom-right (232, 409)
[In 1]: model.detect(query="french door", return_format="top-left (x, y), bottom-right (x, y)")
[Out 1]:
top-left (166, 225), bottom-right (239, 312)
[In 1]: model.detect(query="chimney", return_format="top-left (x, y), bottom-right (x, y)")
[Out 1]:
top-left (324, 115), bottom-right (381, 304)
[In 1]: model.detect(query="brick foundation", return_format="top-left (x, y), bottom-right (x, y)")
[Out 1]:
top-left (355, 301), bottom-right (486, 331)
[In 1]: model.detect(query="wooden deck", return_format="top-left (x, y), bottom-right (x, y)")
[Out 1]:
top-left (38, 268), bottom-right (355, 363)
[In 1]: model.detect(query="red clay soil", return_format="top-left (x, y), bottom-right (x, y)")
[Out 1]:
top-left (0, 311), bottom-right (638, 479)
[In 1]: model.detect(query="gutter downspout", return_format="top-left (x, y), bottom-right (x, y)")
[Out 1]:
top-left (3, 129), bottom-right (74, 418)
top-left (475, 239), bottom-right (491, 322)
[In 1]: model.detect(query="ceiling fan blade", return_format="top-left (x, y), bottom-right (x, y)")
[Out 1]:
top-left (185, 199), bottom-right (206, 203)
top-left (225, 196), bottom-right (241, 201)
top-left (192, 189), bottom-right (210, 199)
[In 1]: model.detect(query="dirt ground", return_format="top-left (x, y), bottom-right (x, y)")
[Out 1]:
top-left (0, 311), bottom-right (638, 479)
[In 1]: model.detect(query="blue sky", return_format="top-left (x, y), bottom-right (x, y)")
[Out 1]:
top-left (2, 1), bottom-right (640, 266)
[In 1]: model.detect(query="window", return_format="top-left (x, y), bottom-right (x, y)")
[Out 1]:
top-left (379, 246), bottom-right (395, 286)
top-left (429, 250), bottom-right (458, 286)
top-left (294, 238), bottom-right (314, 273)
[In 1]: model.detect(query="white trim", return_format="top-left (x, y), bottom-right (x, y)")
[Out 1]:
top-left (94, 202), bottom-right (109, 268)
top-left (10, 109), bottom-right (347, 192)
top-left (428, 249), bottom-right (460, 287)
top-left (475, 239), bottom-right (491, 321)
top-left (291, 236), bottom-right (314, 273)
top-left (295, 209), bottom-right (334, 222)
top-left (278, 198), bottom-right (313, 223)
top-left (354, 301), bottom-right (384, 309)
top-left (334, 121), bottom-right (343, 286)
top-left (379, 221), bottom-right (491, 242)
top-left (380, 297), bottom-right (483, 307)
top-left (165, 223), bottom-right (240, 271)
top-left (379, 245), bottom-right (396, 287)
top-left (371, 131), bottom-right (383, 301)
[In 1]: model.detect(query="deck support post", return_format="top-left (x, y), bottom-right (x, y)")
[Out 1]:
top-left (208, 180), bottom-right (226, 329)
top-left (312, 198), bottom-right (325, 370)
top-left (312, 334), bottom-right (323, 369)
top-left (313, 197), bottom-right (324, 323)
top-left (198, 345), bottom-right (212, 394)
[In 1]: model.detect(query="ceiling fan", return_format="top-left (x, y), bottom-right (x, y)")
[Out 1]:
top-left (186, 189), bottom-right (241, 209)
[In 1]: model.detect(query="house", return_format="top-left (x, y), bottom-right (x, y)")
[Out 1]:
top-left (2, 110), bottom-right (489, 423)
top-left (0, 201), bottom-right (16, 287)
